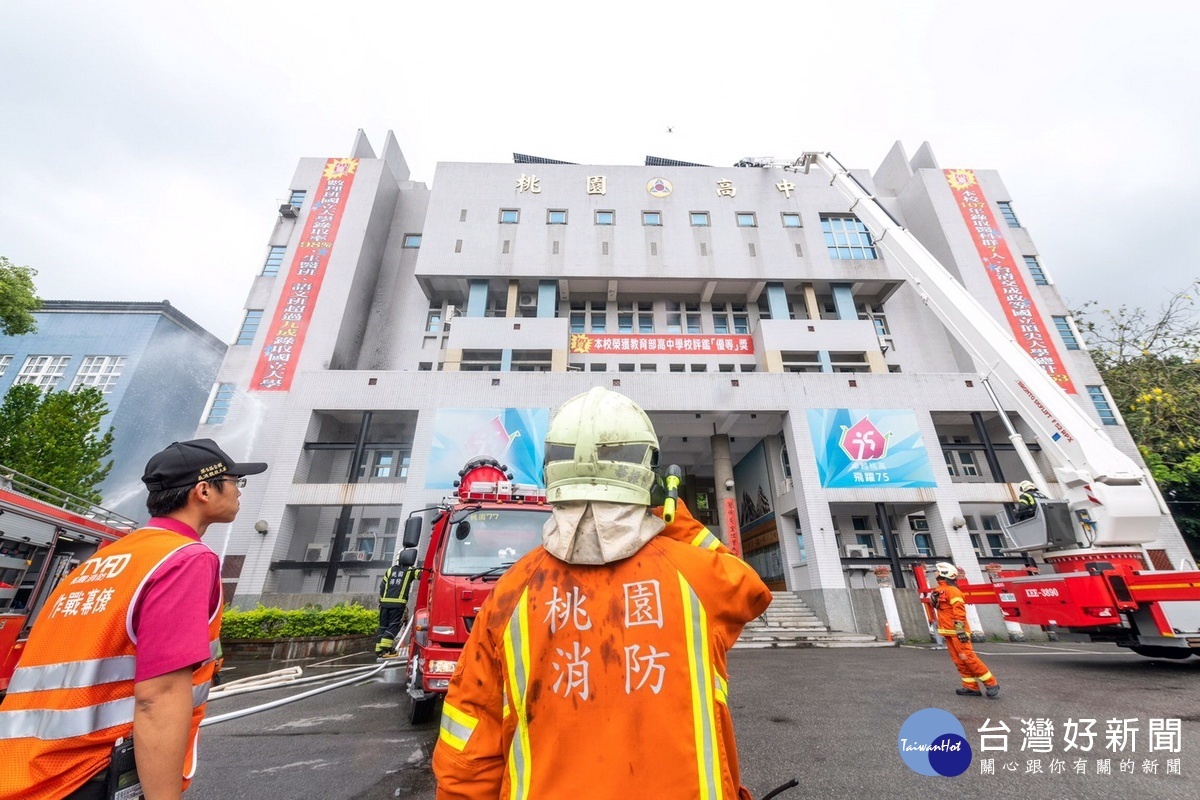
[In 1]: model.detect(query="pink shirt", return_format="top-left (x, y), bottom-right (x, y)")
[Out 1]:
top-left (130, 517), bottom-right (222, 682)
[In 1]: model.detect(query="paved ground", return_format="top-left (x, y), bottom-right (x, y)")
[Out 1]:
top-left (190, 643), bottom-right (1199, 799)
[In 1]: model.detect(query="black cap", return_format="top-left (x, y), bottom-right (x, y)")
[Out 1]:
top-left (142, 439), bottom-right (268, 492)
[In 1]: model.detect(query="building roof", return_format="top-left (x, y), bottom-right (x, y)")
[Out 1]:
top-left (38, 300), bottom-right (227, 353)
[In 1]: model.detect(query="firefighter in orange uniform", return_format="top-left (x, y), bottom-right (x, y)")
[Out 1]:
top-left (433, 387), bottom-right (772, 799)
top-left (931, 562), bottom-right (999, 697)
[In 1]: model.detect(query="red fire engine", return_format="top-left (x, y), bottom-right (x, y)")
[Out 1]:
top-left (398, 457), bottom-right (549, 723)
top-left (1, 466), bottom-right (135, 692)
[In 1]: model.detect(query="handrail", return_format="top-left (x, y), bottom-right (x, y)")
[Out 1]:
top-left (0, 464), bottom-right (138, 531)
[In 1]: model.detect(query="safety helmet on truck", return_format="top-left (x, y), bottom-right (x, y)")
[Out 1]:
top-left (935, 562), bottom-right (959, 581)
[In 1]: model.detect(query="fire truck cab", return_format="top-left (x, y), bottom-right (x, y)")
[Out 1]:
top-left (400, 457), bottom-right (550, 723)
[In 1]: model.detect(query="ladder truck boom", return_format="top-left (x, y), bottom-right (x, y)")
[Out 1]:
top-left (796, 151), bottom-right (1163, 549)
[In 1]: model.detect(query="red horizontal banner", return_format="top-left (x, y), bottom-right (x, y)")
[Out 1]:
top-left (569, 333), bottom-right (754, 355)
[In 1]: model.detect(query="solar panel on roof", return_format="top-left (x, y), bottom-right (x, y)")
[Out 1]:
top-left (513, 153), bottom-right (578, 165)
top-left (644, 155), bottom-right (711, 167)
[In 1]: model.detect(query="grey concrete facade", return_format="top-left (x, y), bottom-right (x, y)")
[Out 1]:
top-left (202, 131), bottom-right (1191, 639)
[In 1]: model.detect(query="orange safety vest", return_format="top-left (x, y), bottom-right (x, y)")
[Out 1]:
top-left (932, 582), bottom-right (970, 636)
top-left (433, 513), bottom-right (771, 800)
top-left (0, 527), bottom-right (222, 800)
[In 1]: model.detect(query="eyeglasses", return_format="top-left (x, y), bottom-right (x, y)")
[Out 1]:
top-left (207, 476), bottom-right (248, 488)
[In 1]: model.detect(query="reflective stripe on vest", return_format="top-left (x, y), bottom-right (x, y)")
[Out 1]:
top-left (0, 679), bottom-right (212, 740)
top-left (6, 656), bottom-right (137, 694)
top-left (690, 528), bottom-right (722, 552)
top-left (502, 588), bottom-right (533, 800)
top-left (679, 573), bottom-right (721, 800)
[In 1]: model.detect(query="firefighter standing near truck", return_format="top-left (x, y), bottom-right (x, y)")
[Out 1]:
top-left (433, 387), bottom-right (772, 799)
top-left (376, 559), bottom-right (416, 656)
top-left (931, 562), bottom-right (999, 697)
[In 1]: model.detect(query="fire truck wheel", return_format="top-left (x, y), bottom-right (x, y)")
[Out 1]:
top-left (409, 695), bottom-right (437, 725)
top-left (1130, 645), bottom-right (1193, 660)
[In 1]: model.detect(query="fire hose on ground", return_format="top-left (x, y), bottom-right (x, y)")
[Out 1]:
top-left (201, 617), bottom-right (414, 726)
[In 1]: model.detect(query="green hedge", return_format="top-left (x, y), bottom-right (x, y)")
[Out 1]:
top-left (221, 603), bottom-right (378, 639)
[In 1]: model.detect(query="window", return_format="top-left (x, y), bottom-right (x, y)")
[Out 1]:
top-left (858, 303), bottom-right (890, 336)
top-left (666, 301), bottom-right (682, 334)
top-left (1088, 385), bottom-right (1118, 425)
top-left (14, 355), bottom-right (70, 390)
top-left (914, 533), bottom-right (933, 557)
top-left (997, 201), bottom-right (1020, 228)
top-left (571, 301), bottom-right (607, 333)
top-left (943, 436), bottom-right (979, 477)
top-left (547, 210), bottom-right (567, 225)
top-left (1024, 255), bottom-right (1048, 285)
top-left (461, 350), bottom-right (503, 371)
top-left (403, 234), bottom-right (422, 248)
top-left (590, 363), bottom-right (606, 372)
top-left (829, 352), bottom-right (869, 373)
top-left (712, 303), bottom-right (749, 335)
top-left (426, 302), bottom-right (443, 333)
top-left (686, 303), bottom-right (702, 334)
top-left (617, 302), bottom-right (654, 334)
top-left (781, 213), bottom-right (802, 228)
top-left (595, 210), bottom-right (614, 225)
top-left (642, 211), bottom-right (662, 226)
top-left (1053, 316), bottom-right (1080, 350)
top-left (263, 246), bottom-right (286, 276)
top-left (235, 310), bottom-right (263, 345)
top-left (736, 212), bottom-right (757, 228)
top-left (690, 363), bottom-right (707, 373)
top-left (0, 355), bottom-right (11, 378)
top-left (851, 516), bottom-right (870, 531)
top-left (986, 533), bottom-right (1005, 555)
top-left (206, 383), bottom-right (235, 424)
top-left (639, 363), bottom-right (657, 372)
top-left (821, 216), bottom-right (878, 259)
top-left (619, 363), bottom-right (635, 372)
top-left (776, 352), bottom-right (816, 372)
top-left (670, 363), bottom-right (685, 372)
top-left (909, 516), bottom-right (929, 531)
top-left (70, 356), bottom-right (126, 394)
top-left (690, 212), bottom-right (710, 227)
top-left (499, 209), bottom-right (520, 224)
top-left (287, 190), bottom-right (306, 208)
top-left (511, 350), bottom-right (552, 372)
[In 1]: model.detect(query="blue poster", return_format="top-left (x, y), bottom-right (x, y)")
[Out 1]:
top-left (426, 408), bottom-right (549, 489)
top-left (733, 440), bottom-right (774, 529)
top-left (807, 409), bottom-right (937, 489)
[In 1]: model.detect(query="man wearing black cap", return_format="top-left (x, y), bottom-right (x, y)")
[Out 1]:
top-left (0, 439), bottom-right (266, 800)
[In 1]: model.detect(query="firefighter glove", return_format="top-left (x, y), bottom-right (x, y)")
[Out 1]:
top-left (954, 621), bottom-right (969, 643)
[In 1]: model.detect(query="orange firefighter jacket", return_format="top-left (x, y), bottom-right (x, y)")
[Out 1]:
top-left (932, 581), bottom-right (970, 637)
top-left (0, 528), bottom-right (222, 800)
top-left (433, 504), bottom-right (772, 800)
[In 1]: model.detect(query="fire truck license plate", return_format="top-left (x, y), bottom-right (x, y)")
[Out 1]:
top-left (999, 593), bottom-right (1016, 603)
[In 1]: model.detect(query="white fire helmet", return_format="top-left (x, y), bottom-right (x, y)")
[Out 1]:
top-left (1018, 480), bottom-right (1036, 493)
top-left (934, 562), bottom-right (959, 581)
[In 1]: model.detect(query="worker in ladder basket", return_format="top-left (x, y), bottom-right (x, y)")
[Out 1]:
top-left (1014, 480), bottom-right (1044, 522)
top-left (930, 562), bottom-right (999, 698)
top-left (376, 558), bottom-right (416, 656)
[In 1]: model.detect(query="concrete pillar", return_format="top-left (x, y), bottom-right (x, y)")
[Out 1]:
top-left (802, 283), bottom-right (820, 320)
top-left (765, 282), bottom-right (789, 320)
top-left (537, 281), bottom-right (558, 318)
top-left (818, 351), bottom-right (833, 373)
top-left (467, 280), bottom-right (489, 318)
top-left (711, 433), bottom-right (736, 548)
top-left (505, 280), bottom-right (519, 318)
top-left (831, 283), bottom-right (856, 321)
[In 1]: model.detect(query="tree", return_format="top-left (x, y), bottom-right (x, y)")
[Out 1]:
top-left (0, 384), bottom-right (114, 503)
top-left (1076, 282), bottom-right (1200, 557)
top-left (0, 255), bottom-right (41, 336)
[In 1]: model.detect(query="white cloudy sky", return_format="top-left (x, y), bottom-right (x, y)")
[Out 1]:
top-left (2, 1), bottom-right (1197, 342)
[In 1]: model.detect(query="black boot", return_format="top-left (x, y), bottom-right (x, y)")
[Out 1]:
top-left (956, 686), bottom-right (982, 696)
top-left (985, 684), bottom-right (1000, 698)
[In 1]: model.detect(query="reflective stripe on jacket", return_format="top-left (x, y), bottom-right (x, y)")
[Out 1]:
top-left (380, 566), bottom-right (416, 606)
top-left (0, 527), bottom-right (222, 800)
top-left (933, 582), bottom-right (970, 636)
top-left (432, 505), bottom-right (771, 800)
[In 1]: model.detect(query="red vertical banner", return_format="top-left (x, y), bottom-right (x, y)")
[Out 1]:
top-left (944, 169), bottom-right (1076, 394)
top-left (722, 496), bottom-right (743, 557)
top-left (250, 158), bottom-right (359, 391)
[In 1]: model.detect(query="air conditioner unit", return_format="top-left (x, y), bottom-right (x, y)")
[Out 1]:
top-left (279, 203), bottom-right (299, 219)
top-left (342, 550), bottom-right (370, 562)
top-left (518, 294), bottom-right (537, 309)
top-left (844, 544), bottom-right (872, 558)
top-left (304, 544), bottom-right (328, 562)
